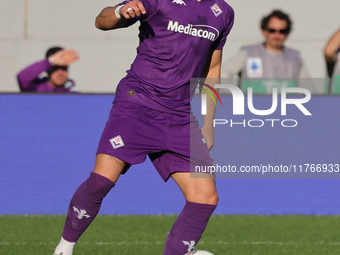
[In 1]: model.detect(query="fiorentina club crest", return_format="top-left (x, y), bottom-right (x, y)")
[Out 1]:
top-left (211, 3), bottom-right (222, 17)
top-left (110, 135), bottom-right (125, 149)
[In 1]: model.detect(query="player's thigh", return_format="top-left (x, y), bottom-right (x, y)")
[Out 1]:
top-left (171, 172), bottom-right (218, 205)
top-left (93, 154), bottom-right (127, 183)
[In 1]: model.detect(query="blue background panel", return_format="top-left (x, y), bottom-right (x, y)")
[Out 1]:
top-left (0, 94), bottom-right (340, 215)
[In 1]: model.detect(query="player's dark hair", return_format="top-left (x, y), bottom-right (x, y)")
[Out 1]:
top-left (260, 10), bottom-right (292, 34)
top-left (45, 46), bottom-right (64, 58)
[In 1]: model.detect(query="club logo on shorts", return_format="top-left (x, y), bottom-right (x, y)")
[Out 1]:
top-left (211, 3), bottom-right (222, 17)
top-left (110, 135), bottom-right (125, 149)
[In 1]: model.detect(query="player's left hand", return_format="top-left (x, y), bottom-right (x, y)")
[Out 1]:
top-left (201, 124), bottom-right (214, 150)
top-left (120, 0), bottom-right (146, 19)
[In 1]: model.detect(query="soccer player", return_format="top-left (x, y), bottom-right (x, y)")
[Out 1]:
top-left (52, 0), bottom-right (234, 254)
top-left (17, 47), bottom-right (79, 92)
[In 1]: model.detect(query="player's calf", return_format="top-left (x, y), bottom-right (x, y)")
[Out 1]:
top-left (163, 201), bottom-right (217, 255)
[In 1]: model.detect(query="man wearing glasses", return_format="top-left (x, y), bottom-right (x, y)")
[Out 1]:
top-left (221, 10), bottom-right (310, 94)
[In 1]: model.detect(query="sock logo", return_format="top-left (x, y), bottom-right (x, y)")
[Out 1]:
top-left (182, 240), bottom-right (196, 252)
top-left (73, 206), bottom-right (91, 220)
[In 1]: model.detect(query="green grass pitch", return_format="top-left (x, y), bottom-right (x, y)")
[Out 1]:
top-left (1, 215), bottom-right (340, 255)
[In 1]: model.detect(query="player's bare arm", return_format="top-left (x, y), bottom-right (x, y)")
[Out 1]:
top-left (324, 28), bottom-right (340, 64)
top-left (200, 49), bottom-right (222, 150)
top-left (324, 28), bottom-right (340, 78)
top-left (95, 0), bottom-right (146, 31)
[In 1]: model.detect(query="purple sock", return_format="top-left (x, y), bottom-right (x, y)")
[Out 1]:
top-left (163, 201), bottom-right (217, 255)
top-left (62, 172), bottom-right (115, 242)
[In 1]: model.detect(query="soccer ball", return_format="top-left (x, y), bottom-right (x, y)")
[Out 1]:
top-left (185, 251), bottom-right (214, 255)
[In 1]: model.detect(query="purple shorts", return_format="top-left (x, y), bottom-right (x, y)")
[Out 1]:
top-left (96, 100), bottom-right (213, 182)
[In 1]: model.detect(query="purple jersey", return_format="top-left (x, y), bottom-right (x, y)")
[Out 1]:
top-left (115, 0), bottom-right (234, 113)
top-left (17, 59), bottom-right (78, 93)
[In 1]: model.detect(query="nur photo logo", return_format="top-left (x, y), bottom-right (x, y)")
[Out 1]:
top-left (198, 83), bottom-right (312, 128)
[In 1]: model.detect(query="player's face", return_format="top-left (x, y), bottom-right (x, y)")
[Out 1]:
top-left (49, 67), bottom-right (68, 87)
top-left (262, 17), bottom-right (289, 52)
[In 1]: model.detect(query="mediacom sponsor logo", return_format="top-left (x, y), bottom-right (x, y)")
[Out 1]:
top-left (200, 84), bottom-right (312, 128)
top-left (167, 21), bottom-right (219, 41)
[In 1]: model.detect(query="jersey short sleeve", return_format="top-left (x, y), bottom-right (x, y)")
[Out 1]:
top-left (211, 3), bottom-right (234, 50)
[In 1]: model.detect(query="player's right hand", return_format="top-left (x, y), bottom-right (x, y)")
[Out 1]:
top-left (119, 0), bottom-right (146, 19)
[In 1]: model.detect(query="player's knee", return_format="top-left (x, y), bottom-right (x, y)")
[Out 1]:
top-left (188, 189), bottom-right (219, 206)
top-left (202, 184), bottom-right (219, 205)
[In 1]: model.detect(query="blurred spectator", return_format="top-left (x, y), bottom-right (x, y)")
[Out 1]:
top-left (324, 28), bottom-right (340, 93)
top-left (17, 46), bottom-right (80, 92)
top-left (221, 10), bottom-right (311, 94)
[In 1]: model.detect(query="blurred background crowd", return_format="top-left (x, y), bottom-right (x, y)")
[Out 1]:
top-left (0, 0), bottom-right (339, 94)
